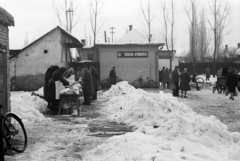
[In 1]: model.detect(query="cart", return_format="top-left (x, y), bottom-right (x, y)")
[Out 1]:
top-left (58, 94), bottom-right (81, 116)
top-left (213, 77), bottom-right (226, 94)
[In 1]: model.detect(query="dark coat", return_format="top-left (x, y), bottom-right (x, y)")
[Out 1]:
top-left (82, 69), bottom-right (93, 95)
top-left (227, 72), bottom-right (238, 93)
top-left (171, 69), bottom-right (179, 83)
top-left (205, 68), bottom-right (210, 77)
top-left (159, 71), bottom-right (162, 82)
top-left (180, 72), bottom-right (191, 91)
top-left (90, 67), bottom-right (100, 90)
top-left (109, 69), bottom-right (116, 85)
top-left (47, 67), bottom-right (69, 103)
top-left (44, 66), bottom-right (59, 101)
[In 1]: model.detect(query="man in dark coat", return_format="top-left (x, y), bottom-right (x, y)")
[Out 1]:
top-left (180, 68), bottom-right (191, 98)
top-left (227, 68), bottom-right (238, 100)
top-left (171, 66), bottom-right (180, 97)
top-left (81, 65), bottom-right (93, 105)
top-left (90, 66), bottom-right (100, 100)
top-left (47, 67), bottom-right (69, 112)
top-left (109, 66), bottom-right (117, 85)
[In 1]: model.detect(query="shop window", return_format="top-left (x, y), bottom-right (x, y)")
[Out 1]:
top-left (44, 50), bottom-right (48, 54)
top-left (88, 53), bottom-right (93, 61)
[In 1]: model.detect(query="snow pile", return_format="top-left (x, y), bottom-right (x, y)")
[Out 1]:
top-left (11, 92), bottom-right (51, 123)
top-left (85, 81), bottom-right (240, 161)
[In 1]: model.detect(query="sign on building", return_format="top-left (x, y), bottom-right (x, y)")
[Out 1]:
top-left (117, 51), bottom-right (148, 58)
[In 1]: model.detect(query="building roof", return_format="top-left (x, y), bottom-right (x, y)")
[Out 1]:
top-left (116, 29), bottom-right (148, 44)
top-left (10, 26), bottom-right (83, 59)
top-left (95, 43), bottom-right (164, 47)
top-left (0, 6), bottom-right (14, 26)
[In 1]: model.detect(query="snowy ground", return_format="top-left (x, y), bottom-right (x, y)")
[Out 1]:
top-left (5, 76), bottom-right (240, 161)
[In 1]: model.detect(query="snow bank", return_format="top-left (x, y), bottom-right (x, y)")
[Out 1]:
top-left (11, 91), bottom-right (51, 123)
top-left (85, 81), bottom-right (240, 161)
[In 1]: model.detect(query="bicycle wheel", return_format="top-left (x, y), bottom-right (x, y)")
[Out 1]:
top-left (133, 80), bottom-right (141, 88)
top-left (196, 77), bottom-right (204, 84)
top-left (147, 80), bottom-right (157, 88)
top-left (100, 79), bottom-right (111, 89)
top-left (2, 113), bottom-right (27, 153)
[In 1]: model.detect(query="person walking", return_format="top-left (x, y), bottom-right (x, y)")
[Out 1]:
top-left (180, 68), bottom-right (191, 98)
top-left (205, 67), bottom-right (211, 81)
top-left (165, 68), bottom-right (170, 88)
top-left (90, 66), bottom-right (100, 101)
top-left (161, 67), bottom-right (166, 88)
top-left (226, 67), bottom-right (238, 100)
top-left (47, 67), bottom-right (70, 113)
top-left (109, 66), bottom-right (117, 85)
top-left (81, 65), bottom-right (93, 105)
top-left (171, 66), bottom-right (180, 97)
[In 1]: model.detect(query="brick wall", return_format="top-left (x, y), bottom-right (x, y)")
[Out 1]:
top-left (0, 22), bottom-right (11, 113)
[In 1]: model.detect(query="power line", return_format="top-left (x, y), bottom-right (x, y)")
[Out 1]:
top-left (110, 26), bottom-right (115, 43)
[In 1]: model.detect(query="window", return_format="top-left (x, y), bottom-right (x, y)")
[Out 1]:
top-left (44, 50), bottom-right (48, 54)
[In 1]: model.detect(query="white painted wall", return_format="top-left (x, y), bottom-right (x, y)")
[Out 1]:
top-left (98, 45), bottom-right (159, 83)
top-left (10, 29), bottom-right (65, 77)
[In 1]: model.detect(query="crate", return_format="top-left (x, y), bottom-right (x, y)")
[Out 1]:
top-left (58, 94), bottom-right (80, 115)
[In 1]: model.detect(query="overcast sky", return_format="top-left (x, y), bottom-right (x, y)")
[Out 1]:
top-left (1, 0), bottom-right (240, 55)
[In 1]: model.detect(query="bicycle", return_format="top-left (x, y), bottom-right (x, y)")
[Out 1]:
top-left (100, 76), bottom-right (123, 89)
top-left (132, 75), bottom-right (157, 88)
top-left (0, 90), bottom-right (28, 154)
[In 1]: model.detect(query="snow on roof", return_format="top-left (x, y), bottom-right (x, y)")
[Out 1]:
top-left (116, 29), bottom-right (148, 44)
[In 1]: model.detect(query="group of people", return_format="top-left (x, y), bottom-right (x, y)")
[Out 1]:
top-left (216, 67), bottom-right (240, 100)
top-left (159, 67), bottom-right (172, 88)
top-left (171, 66), bottom-right (191, 98)
top-left (43, 65), bottom-right (100, 113)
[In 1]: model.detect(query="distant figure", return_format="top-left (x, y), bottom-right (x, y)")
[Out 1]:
top-left (180, 68), bottom-right (191, 98)
top-left (161, 67), bottom-right (166, 88)
top-left (159, 70), bottom-right (162, 86)
top-left (205, 67), bottom-right (210, 81)
top-left (226, 67), bottom-right (238, 100)
top-left (109, 66), bottom-right (117, 85)
top-left (171, 66), bottom-right (180, 97)
top-left (165, 68), bottom-right (170, 88)
top-left (81, 65), bottom-right (94, 105)
top-left (216, 68), bottom-right (223, 78)
top-left (90, 66), bottom-right (100, 100)
top-left (192, 73), bottom-right (200, 91)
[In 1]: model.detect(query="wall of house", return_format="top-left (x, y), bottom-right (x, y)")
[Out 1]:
top-left (79, 48), bottom-right (98, 62)
top-left (9, 29), bottom-right (65, 91)
top-left (0, 22), bottom-right (11, 113)
top-left (98, 45), bottom-right (159, 84)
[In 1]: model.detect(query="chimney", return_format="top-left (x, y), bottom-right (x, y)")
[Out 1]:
top-left (81, 39), bottom-right (86, 46)
top-left (129, 25), bottom-right (133, 31)
top-left (238, 43), bottom-right (240, 49)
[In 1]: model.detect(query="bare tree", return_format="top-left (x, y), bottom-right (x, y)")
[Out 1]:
top-left (206, 0), bottom-right (231, 75)
top-left (89, 0), bottom-right (106, 45)
top-left (140, 0), bottom-right (154, 43)
top-left (197, 9), bottom-right (210, 62)
top-left (52, 0), bottom-right (81, 33)
top-left (159, 0), bottom-right (177, 70)
top-left (184, 0), bottom-right (199, 65)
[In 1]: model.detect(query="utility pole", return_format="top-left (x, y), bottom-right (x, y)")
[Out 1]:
top-left (109, 26), bottom-right (115, 43)
top-left (66, 8), bottom-right (73, 33)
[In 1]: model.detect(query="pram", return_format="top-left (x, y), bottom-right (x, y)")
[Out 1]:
top-left (212, 76), bottom-right (226, 94)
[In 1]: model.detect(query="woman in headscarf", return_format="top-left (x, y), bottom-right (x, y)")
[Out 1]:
top-left (179, 68), bottom-right (191, 98)
top-left (44, 66), bottom-right (59, 101)
top-left (90, 66), bottom-right (100, 100)
top-left (47, 67), bottom-right (69, 112)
